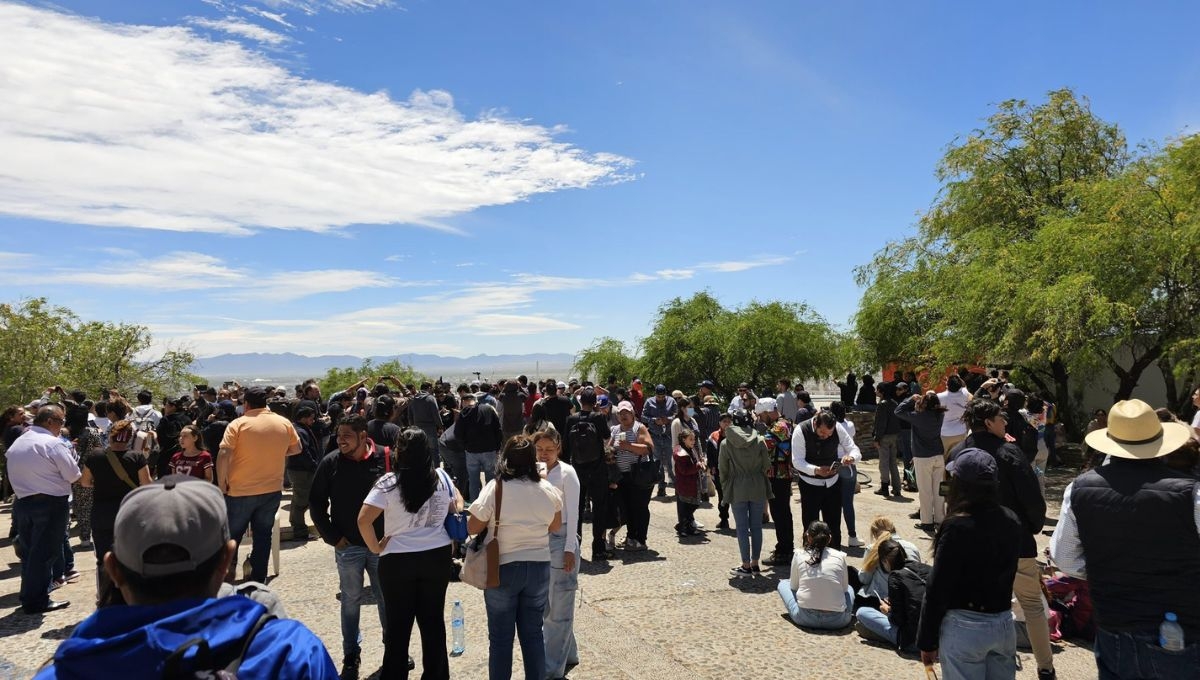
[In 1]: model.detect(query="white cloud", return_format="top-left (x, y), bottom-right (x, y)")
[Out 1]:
top-left (188, 16), bottom-right (291, 45)
top-left (0, 4), bottom-right (632, 235)
top-left (249, 0), bottom-right (393, 15)
top-left (654, 268), bottom-right (695, 280)
top-left (240, 5), bottom-right (295, 28)
top-left (697, 256), bottom-right (792, 273)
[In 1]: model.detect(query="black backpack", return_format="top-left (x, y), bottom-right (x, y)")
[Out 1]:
top-left (568, 415), bottom-right (604, 465)
top-left (160, 613), bottom-right (274, 678)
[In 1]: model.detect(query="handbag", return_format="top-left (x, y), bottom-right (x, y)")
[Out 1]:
top-left (439, 469), bottom-right (468, 542)
top-left (630, 456), bottom-right (658, 489)
top-left (703, 471), bottom-right (718, 497)
top-left (461, 478), bottom-right (503, 590)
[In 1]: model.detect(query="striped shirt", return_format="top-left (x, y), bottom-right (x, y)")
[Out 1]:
top-left (610, 422), bottom-right (646, 472)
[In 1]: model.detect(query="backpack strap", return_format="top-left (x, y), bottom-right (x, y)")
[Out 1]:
top-left (224, 613), bottom-right (276, 674)
top-left (106, 450), bottom-right (138, 490)
top-left (162, 638), bottom-right (214, 678)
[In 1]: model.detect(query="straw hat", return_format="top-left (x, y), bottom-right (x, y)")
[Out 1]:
top-left (1083, 399), bottom-right (1192, 460)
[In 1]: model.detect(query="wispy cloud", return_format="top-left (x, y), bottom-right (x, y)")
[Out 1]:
top-left (0, 4), bottom-right (633, 235)
top-left (188, 16), bottom-right (291, 45)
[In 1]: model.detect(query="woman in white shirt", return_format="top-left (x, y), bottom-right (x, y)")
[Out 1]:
top-left (532, 429), bottom-right (581, 680)
top-left (468, 435), bottom-right (564, 680)
top-left (359, 428), bottom-right (463, 680)
top-left (777, 521), bottom-right (853, 629)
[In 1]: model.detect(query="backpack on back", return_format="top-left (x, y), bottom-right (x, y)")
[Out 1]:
top-left (568, 415), bottom-right (604, 465)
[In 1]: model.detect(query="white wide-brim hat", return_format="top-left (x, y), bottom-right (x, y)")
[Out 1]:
top-left (1084, 399), bottom-right (1192, 460)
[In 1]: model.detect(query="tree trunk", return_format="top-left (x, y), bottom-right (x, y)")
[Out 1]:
top-left (1108, 343), bottom-right (1164, 402)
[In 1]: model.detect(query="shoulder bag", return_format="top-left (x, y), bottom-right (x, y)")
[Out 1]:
top-left (440, 469), bottom-right (468, 542)
top-left (461, 478), bottom-right (502, 590)
top-left (106, 450), bottom-right (138, 490)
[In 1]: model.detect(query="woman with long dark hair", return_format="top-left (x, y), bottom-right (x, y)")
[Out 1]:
top-left (776, 520), bottom-right (853, 629)
top-left (359, 427), bottom-right (462, 679)
top-left (467, 435), bottom-right (564, 680)
top-left (918, 448), bottom-right (1023, 679)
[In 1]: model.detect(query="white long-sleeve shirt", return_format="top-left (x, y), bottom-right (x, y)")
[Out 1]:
top-left (545, 461), bottom-right (580, 556)
top-left (790, 422), bottom-right (861, 488)
top-left (937, 388), bottom-right (971, 437)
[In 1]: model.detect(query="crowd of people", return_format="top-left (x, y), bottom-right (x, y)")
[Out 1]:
top-left (2, 372), bottom-right (1199, 680)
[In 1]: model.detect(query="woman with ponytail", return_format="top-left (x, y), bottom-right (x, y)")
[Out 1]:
top-left (776, 521), bottom-right (853, 629)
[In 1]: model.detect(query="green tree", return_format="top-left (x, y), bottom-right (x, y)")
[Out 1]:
top-left (0, 297), bottom-right (198, 407)
top-left (634, 291), bottom-right (839, 397)
top-left (316, 358), bottom-right (426, 398)
top-left (572, 337), bottom-right (640, 385)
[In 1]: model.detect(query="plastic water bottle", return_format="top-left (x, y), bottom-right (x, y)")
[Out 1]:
top-left (1160, 612), bottom-right (1185, 651)
top-left (451, 600), bottom-right (466, 656)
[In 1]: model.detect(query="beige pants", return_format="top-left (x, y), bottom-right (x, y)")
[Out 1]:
top-left (941, 433), bottom-right (967, 459)
top-left (913, 456), bottom-right (945, 525)
top-left (1014, 556), bottom-right (1055, 671)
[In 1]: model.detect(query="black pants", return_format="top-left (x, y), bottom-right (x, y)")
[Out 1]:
top-left (767, 477), bottom-right (794, 554)
top-left (576, 461), bottom-right (612, 554)
top-left (798, 477), bottom-right (844, 547)
top-left (675, 500), bottom-right (697, 533)
top-left (91, 500), bottom-right (121, 604)
top-left (378, 545), bottom-right (452, 679)
top-left (618, 476), bottom-right (652, 542)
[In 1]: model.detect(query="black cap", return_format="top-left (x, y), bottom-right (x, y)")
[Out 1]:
top-left (697, 380), bottom-right (715, 389)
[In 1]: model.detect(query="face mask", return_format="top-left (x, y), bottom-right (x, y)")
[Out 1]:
top-left (686, 407), bottom-right (695, 418)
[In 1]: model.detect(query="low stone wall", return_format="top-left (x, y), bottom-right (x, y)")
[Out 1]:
top-left (848, 411), bottom-right (878, 460)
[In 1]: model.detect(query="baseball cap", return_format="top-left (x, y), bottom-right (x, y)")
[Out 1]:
top-left (946, 448), bottom-right (997, 483)
top-left (615, 400), bottom-right (635, 413)
top-left (754, 397), bottom-right (778, 414)
top-left (112, 475), bottom-right (230, 577)
top-left (697, 380), bottom-right (715, 389)
top-left (654, 384), bottom-right (667, 394)
top-left (556, 381), bottom-right (567, 390)
top-left (596, 394), bottom-right (610, 408)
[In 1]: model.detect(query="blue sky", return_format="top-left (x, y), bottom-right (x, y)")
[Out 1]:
top-left (2, 0), bottom-right (1198, 359)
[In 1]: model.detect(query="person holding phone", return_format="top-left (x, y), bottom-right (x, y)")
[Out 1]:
top-left (790, 410), bottom-right (861, 549)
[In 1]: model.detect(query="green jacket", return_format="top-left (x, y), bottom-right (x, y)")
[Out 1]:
top-left (718, 425), bottom-right (773, 504)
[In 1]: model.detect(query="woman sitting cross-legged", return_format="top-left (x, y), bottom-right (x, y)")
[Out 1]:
top-left (853, 538), bottom-right (930, 653)
top-left (776, 521), bottom-right (853, 629)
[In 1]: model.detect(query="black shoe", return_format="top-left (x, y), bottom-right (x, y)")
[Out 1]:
top-left (408, 656), bottom-right (416, 671)
top-left (341, 652), bottom-right (360, 678)
top-left (763, 550), bottom-right (790, 566)
top-left (874, 485), bottom-right (889, 496)
top-left (914, 523), bottom-right (935, 532)
top-left (909, 511), bottom-right (921, 519)
top-left (1037, 669), bottom-right (1057, 680)
top-left (22, 599), bottom-right (70, 614)
top-left (716, 520), bottom-right (731, 531)
top-left (590, 549), bottom-right (612, 561)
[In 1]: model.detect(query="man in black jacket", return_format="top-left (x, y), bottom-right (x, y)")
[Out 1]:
top-left (873, 387), bottom-right (903, 498)
top-left (565, 389), bottom-right (615, 561)
top-left (309, 414), bottom-right (390, 676)
top-left (950, 398), bottom-right (1055, 680)
top-left (286, 406), bottom-right (323, 541)
top-left (457, 396), bottom-right (502, 501)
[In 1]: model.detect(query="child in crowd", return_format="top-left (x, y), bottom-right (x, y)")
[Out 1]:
top-left (673, 429), bottom-right (703, 537)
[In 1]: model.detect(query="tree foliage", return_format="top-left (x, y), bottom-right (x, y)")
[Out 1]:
top-left (573, 337), bottom-right (640, 385)
top-left (620, 291), bottom-right (839, 397)
top-left (316, 358), bottom-right (426, 398)
top-left (854, 88), bottom-right (1200, 432)
top-left (0, 298), bottom-right (198, 406)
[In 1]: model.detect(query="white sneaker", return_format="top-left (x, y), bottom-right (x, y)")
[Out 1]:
top-left (848, 536), bottom-right (865, 548)
top-left (690, 520), bottom-right (705, 530)
top-left (606, 529), bottom-right (618, 552)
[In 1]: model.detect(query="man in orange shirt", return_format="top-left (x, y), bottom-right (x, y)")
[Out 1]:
top-left (217, 386), bottom-right (301, 582)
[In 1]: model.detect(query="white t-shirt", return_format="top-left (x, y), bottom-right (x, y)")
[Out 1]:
top-left (363, 469), bottom-right (454, 556)
top-left (789, 547), bottom-right (849, 613)
top-left (1191, 410), bottom-right (1200, 442)
top-left (938, 388), bottom-right (971, 437)
top-left (545, 462), bottom-right (580, 556)
top-left (468, 477), bottom-right (563, 564)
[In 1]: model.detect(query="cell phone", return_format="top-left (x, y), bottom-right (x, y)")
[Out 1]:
top-left (223, 381), bottom-right (234, 389)
top-left (828, 460), bottom-right (842, 473)
top-left (938, 481), bottom-right (950, 497)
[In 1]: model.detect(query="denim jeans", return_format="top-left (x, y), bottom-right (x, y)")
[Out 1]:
top-left (651, 433), bottom-right (673, 488)
top-left (731, 499), bottom-right (765, 565)
top-left (1094, 627), bottom-right (1200, 680)
top-left (15, 494), bottom-right (70, 610)
top-left (938, 609), bottom-right (1015, 680)
top-left (441, 446), bottom-right (469, 500)
top-left (466, 451), bottom-right (498, 502)
top-left (777, 579), bottom-right (853, 629)
top-left (225, 491), bottom-right (282, 582)
top-left (839, 465), bottom-right (857, 539)
top-left (335, 544), bottom-right (386, 659)
top-left (545, 531), bottom-right (579, 679)
top-left (857, 606), bottom-right (912, 649)
top-left (484, 560), bottom-right (550, 680)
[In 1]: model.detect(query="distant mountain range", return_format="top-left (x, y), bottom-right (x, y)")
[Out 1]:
top-left (190, 352), bottom-right (577, 381)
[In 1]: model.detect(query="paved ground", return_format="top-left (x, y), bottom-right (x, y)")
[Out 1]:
top-left (0, 468), bottom-right (1097, 679)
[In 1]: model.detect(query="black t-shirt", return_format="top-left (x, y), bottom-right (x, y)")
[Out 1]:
top-left (542, 395), bottom-right (573, 435)
top-left (4, 424), bottom-right (27, 449)
top-left (86, 449), bottom-right (148, 503)
top-left (368, 419), bottom-right (401, 452)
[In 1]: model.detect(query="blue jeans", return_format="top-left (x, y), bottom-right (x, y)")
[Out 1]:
top-left (225, 491), bottom-right (281, 583)
top-left (651, 433), bottom-right (673, 488)
top-left (544, 531), bottom-right (579, 678)
top-left (731, 500), bottom-right (766, 565)
top-left (1094, 627), bottom-right (1200, 680)
top-left (15, 494), bottom-right (70, 610)
top-left (466, 451), bottom-right (497, 502)
top-left (335, 544), bottom-right (385, 658)
top-left (484, 560), bottom-right (550, 680)
top-left (839, 465), bottom-right (857, 538)
top-left (777, 579), bottom-right (853, 629)
top-left (856, 606), bottom-right (916, 650)
top-left (938, 609), bottom-right (1015, 680)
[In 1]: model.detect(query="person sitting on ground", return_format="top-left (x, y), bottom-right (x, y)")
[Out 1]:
top-left (851, 516), bottom-right (922, 610)
top-left (673, 428), bottom-right (704, 537)
top-left (777, 521), bottom-right (853, 630)
top-left (854, 539), bottom-right (930, 653)
top-left (35, 475), bottom-right (337, 679)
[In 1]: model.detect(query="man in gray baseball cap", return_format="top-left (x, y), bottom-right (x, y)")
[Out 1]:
top-left (34, 476), bottom-right (337, 679)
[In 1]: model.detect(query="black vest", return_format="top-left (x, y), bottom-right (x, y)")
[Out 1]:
top-left (1071, 459), bottom-right (1200, 633)
top-left (798, 419), bottom-right (839, 479)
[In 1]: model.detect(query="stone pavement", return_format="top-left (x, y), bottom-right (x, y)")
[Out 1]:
top-left (0, 469), bottom-right (1097, 679)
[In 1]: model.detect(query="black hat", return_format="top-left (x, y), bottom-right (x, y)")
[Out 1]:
top-left (730, 409), bottom-right (754, 428)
